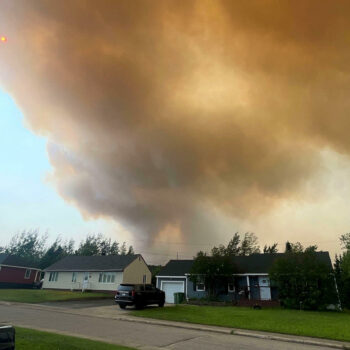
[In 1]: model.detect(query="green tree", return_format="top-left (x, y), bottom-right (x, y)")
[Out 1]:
top-left (270, 251), bottom-right (337, 310)
top-left (127, 245), bottom-right (135, 255)
top-left (76, 235), bottom-right (100, 256)
top-left (334, 233), bottom-right (350, 308)
top-left (225, 233), bottom-right (241, 255)
top-left (211, 232), bottom-right (259, 257)
top-left (120, 242), bottom-right (127, 255)
top-left (75, 234), bottom-right (122, 256)
top-left (263, 243), bottom-right (278, 254)
top-left (6, 230), bottom-right (47, 266)
top-left (190, 251), bottom-right (236, 298)
top-left (240, 232), bottom-right (260, 256)
top-left (340, 233), bottom-right (350, 251)
top-left (39, 238), bottom-right (75, 269)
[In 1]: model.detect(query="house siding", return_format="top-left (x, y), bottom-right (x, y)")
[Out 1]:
top-left (186, 279), bottom-right (208, 299)
top-left (0, 266), bottom-right (39, 288)
top-left (123, 256), bottom-right (151, 284)
top-left (43, 271), bottom-right (123, 292)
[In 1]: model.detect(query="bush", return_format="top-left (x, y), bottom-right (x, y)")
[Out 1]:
top-left (270, 252), bottom-right (337, 310)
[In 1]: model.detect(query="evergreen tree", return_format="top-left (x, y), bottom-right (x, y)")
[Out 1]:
top-left (6, 230), bottom-right (47, 266)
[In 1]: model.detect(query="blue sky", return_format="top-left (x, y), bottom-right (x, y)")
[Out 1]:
top-left (0, 89), bottom-right (117, 246)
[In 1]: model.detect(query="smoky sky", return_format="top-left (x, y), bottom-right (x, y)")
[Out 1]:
top-left (1, 0), bottom-right (350, 246)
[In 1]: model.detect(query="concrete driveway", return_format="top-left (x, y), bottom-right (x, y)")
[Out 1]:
top-left (41, 299), bottom-right (164, 318)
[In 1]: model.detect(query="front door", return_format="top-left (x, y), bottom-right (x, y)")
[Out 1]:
top-left (82, 272), bottom-right (89, 290)
top-left (258, 276), bottom-right (271, 300)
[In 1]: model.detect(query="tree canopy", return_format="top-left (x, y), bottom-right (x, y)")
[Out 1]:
top-left (211, 232), bottom-right (261, 257)
top-left (270, 250), bottom-right (337, 310)
top-left (2, 231), bottom-right (135, 269)
top-left (190, 251), bottom-right (236, 298)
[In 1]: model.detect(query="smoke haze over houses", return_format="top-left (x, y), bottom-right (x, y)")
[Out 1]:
top-left (1, 1), bottom-right (350, 261)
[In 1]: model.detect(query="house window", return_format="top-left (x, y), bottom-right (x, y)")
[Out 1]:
top-left (196, 276), bottom-right (205, 291)
top-left (24, 269), bottom-right (31, 279)
top-left (49, 272), bottom-right (59, 282)
top-left (228, 283), bottom-right (235, 293)
top-left (98, 272), bottom-right (116, 284)
top-left (72, 272), bottom-right (77, 283)
top-left (143, 274), bottom-right (146, 284)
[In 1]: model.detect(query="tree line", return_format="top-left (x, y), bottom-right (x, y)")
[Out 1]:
top-left (190, 232), bottom-right (350, 310)
top-left (0, 230), bottom-right (135, 270)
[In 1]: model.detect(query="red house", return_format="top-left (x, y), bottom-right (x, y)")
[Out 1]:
top-left (0, 254), bottom-right (41, 288)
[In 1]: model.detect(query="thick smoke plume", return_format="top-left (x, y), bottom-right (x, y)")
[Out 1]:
top-left (1, 1), bottom-right (350, 248)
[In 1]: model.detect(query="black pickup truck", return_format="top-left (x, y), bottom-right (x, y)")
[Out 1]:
top-left (0, 325), bottom-right (15, 350)
top-left (115, 284), bottom-right (165, 309)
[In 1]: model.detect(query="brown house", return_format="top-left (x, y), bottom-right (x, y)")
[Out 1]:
top-left (0, 254), bottom-right (41, 288)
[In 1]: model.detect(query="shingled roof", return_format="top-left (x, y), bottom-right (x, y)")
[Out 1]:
top-left (233, 252), bottom-right (333, 273)
top-left (157, 252), bottom-right (333, 276)
top-left (157, 260), bottom-right (194, 276)
top-left (0, 254), bottom-right (40, 269)
top-left (44, 254), bottom-right (141, 272)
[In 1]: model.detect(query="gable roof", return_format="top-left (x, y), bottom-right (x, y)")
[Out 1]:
top-left (157, 260), bottom-right (194, 276)
top-left (157, 252), bottom-right (333, 276)
top-left (233, 252), bottom-right (332, 273)
top-left (0, 253), bottom-right (40, 269)
top-left (44, 254), bottom-right (140, 272)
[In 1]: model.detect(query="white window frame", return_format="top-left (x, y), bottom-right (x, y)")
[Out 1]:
top-left (49, 272), bottom-right (59, 282)
top-left (72, 272), bottom-right (77, 283)
top-left (195, 276), bottom-right (206, 292)
top-left (143, 274), bottom-right (146, 284)
top-left (98, 272), bottom-right (116, 284)
top-left (228, 283), bottom-right (235, 293)
top-left (24, 269), bottom-right (31, 279)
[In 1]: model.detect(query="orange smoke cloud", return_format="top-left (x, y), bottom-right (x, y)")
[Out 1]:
top-left (1, 0), bottom-right (350, 247)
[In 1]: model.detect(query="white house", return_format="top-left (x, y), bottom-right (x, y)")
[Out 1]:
top-left (43, 254), bottom-right (151, 292)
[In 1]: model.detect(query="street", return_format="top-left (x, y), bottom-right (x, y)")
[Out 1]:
top-left (0, 303), bottom-right (338, 349)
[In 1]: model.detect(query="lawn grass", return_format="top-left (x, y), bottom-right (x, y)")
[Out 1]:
top-left (15, 327), bottom-right (135, 350)
top-left (0, 289), bottom-right (112, 303)
top-left (131, 305), bottom-right (350, 342)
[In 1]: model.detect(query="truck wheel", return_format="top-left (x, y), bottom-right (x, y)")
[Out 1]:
top-left (119, 303), bottom-right (127, 309)
top-left (158, 301), bottom-right (164, 307)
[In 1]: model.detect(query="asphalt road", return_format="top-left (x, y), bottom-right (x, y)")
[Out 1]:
top-left (0, 303), bottom-right (336, 350)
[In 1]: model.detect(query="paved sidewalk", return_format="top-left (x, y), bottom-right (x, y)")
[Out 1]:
top-left (1, 301), bottom-right (349, 349)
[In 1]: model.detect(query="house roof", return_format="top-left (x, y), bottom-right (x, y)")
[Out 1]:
top-left (0, 253), bottom-right (40, 269)
top-left (157, 252), bottom-right (333, 276)
top-left (44, 254), bottom-right (140, 272)
top-left (157, 260), bottom-right (194, 276)
top-left (233, 252), bottom-right (333, 273)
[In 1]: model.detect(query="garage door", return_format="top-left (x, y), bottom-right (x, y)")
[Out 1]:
top-left (161, 281), bottom-right (184, 304)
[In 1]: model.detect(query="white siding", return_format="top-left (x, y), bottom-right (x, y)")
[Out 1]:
top-left (43, 271), bottom-right (123, 291)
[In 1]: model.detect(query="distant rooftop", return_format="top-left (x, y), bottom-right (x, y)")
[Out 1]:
top-left (0, 253), bottom-right (40, 269)
top-left (45, 254), bottom-right (141, 272)
top-left (157, 252), bottom-right (333, 276)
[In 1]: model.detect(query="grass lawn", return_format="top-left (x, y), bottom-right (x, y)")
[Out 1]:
top-left (0, 289), bottom-right (112, 303)
top-left (16, 327), bottom-right (135, 350)
top-left (131, 305), bottom-right (350, 342)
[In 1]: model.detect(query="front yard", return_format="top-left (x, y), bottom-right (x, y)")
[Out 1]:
top-left (0, 289), bottom-right (112, 303)
top-left (16, 327), bottom-right (135, 349)
top-left (131, 305), bottom-right (350, 342)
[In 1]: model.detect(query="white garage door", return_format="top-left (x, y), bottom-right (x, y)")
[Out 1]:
top-left (161, 281), bottom-right (184, 303)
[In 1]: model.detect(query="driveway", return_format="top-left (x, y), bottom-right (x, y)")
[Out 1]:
top-left (0, 302), bottom-right (339, 350)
